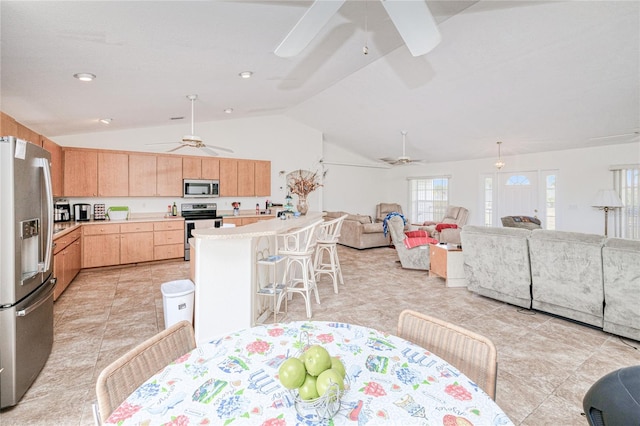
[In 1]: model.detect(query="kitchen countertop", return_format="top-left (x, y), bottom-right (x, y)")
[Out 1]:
top-left (192, 212), bottom-right (323, 240)
top-left (53, 214), bottom-right (184, 238)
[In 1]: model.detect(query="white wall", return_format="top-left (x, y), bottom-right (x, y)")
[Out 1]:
top-left (378, 142), bottom-right (640, 235)
top-left (55, 115), bottom-right (324, 214)
top-left (55, 114), bottom-right (638, 236)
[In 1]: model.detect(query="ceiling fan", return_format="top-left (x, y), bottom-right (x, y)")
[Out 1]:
top-left (379, 130), bottom-right (424, 165)
top-left (275, 0), bottom-right (441, 58)
top-left (150, 94), bottom-right (234, 157)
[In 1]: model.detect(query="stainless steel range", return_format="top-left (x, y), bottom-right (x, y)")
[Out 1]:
top-left (181, 203), bottom-right (223, 260)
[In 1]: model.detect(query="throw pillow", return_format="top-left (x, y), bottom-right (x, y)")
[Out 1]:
top-left (435, 223), bottom-right (458, 232)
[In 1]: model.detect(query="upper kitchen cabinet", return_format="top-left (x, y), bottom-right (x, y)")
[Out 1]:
top-left (237, 159), bottom-right (255, 197)
top-left (182, 156), bottom-right (201, 179)
top-left (219, 158), bottom-right (238, 197)
top-left (1, 112), bottom-right (18, 136)
top-left (63, 148), bottom-right (98, 197)
top-left (183, 156), bottom-right (220, 180)
top-left (157, 155), bottom-right (182, 196)
top-left (41, 136), bottom-right (63, 197)
top-left (201, 157), bottom-right (220, 179)
top-left (129, 153), bottom-right (157, 196)
top-left (98, 151), bottom-right (129, 196)
top-left (254, 160), bottom-right (271, 197)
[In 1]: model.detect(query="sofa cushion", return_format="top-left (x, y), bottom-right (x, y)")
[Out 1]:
top-left (345, 214), bottom-right (371, 224)
top-left (362, 222), bottom-right (383, 233)
top-left (324, 211), bottom-right (348, 219)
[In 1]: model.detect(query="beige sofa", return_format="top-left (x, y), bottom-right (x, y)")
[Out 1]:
top-left (324, 211), bottom-right (389, 249)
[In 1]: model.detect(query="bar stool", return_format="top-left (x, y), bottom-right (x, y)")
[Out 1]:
top-left (314, 214), bottom-right (348, 293)
top-left (276, 219), bottom-right (323, 318)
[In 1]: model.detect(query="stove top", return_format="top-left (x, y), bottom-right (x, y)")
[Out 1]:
top-left (181, 203), bottom-right (220, 219)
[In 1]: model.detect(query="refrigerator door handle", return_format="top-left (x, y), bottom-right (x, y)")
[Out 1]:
top-left (16, 278), bottom-right (55, 317)
top-left (36, 157), bottom-right (54, 273)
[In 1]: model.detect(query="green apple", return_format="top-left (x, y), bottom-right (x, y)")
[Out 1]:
top-left (330, 356), bottom-right (346, 378)
top-left (315, 368), bottom-right (345, 398)
top-left (298, 374), bottom-right (319, 400)
top-left (278, 357), bottom-right (307, 389)
top-left (303, 345), bottom-right (332, 376)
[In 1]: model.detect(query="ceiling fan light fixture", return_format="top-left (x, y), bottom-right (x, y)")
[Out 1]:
top-left (495, 141), bottom-right (505, 170)
top-left (238, 71), bottom-right (253, 79)
top-left (73, 72), bottom-right (96, 82)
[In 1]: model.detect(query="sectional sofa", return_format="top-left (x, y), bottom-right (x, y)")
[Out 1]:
top-left (324, 211), bottom-right (390, 249)
top-left (460, 226), bottom-right (640, 342)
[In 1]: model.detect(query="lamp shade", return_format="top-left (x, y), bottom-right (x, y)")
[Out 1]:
top-left (592, 189), bottom-right (624, 208)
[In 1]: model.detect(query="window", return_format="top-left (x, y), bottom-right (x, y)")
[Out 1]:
top-left (409, 177), bottom-right (450, 223)
top-left (612, 165), bottom-right (639, 239)
top-left (545, 174), bottom-right (556, 230)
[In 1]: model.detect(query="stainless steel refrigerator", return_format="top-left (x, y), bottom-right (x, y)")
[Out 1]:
top-left (0, 136), bottom-right (55, 408)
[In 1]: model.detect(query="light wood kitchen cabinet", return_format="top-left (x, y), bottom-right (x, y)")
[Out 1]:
top-left (183, 157), bottom-right (220, 180)
top-left (120, 222), bottom-right (154, 264)
top-left (53, 228), bottom-right (82, 301)
top-left (63, 148), bottom-right (98, 196)
top-left (153, 220), bottom-right (184, 260)
top-left (201, 157), bottom-right (220, 179)
top-left (129, 153), bottom-right (157, 196)
top-left (157, 155), bottom-right (182, 196)
top-left (1, 112), bottom-right (18, 137)
top-left (41, 136), bottom-right (63, 197)
top-left (254, 160), bottom-right (271, 196)
top-left (219, 158), bottom-right (238, 197)
top-left (98, 151), bottom-right (129, 196)
top-left (183, 156), bottom-right (201, 178)
top-left (237, 159), bottom-right (255, 197)
top-left (82, 223), bottom-right (120, 268)
top-left (223, 215), bottom-right (274, 227)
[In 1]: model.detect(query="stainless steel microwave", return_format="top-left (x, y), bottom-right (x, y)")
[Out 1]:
top-left (183, 179), bottom-right (219, 198)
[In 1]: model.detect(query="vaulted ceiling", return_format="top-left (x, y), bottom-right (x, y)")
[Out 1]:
top-left (1, 1), bottom-right (638, 165)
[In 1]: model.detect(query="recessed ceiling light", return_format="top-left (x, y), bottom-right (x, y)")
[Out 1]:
top-left (98, 118), bottom-right (112, 125)
top-left (238, 71), bottom-right (253, 79)
top-left (73, 73), bottom-right (96, 82)
top-left (224, 108), bottom-right (234, 114)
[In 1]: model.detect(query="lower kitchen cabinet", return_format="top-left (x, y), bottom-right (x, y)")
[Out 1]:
top-left (53, 228), bottom-right (82, 300)
top-left (120, 222), bottom-right (155, 264)
top-left (82, 223), bottom-right (121, 268)
top-left (153, 220), bottom-right (184, 260)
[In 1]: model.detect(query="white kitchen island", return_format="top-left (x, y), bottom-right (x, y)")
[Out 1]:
top-left (190, 212), bottom-right (323, 345)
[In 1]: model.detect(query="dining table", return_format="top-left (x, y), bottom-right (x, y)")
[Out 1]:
top-left (104, 321), bottom-right (514, 425)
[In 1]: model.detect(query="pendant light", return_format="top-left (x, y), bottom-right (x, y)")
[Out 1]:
top-left (495, 141), bottom-right (505, 170)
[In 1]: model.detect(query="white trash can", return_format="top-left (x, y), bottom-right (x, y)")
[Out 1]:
top-left (161, 279), bottom-right (195, 328)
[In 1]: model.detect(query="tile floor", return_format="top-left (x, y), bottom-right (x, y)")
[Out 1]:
top-left (1, 245), bottom-right (639, 425)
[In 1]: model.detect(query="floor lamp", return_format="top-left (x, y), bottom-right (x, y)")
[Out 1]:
top-left (592, 189), bottom-right (624, 237)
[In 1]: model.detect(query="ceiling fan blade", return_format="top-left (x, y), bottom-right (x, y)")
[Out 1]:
top-left (274, 0), bottom-right (345, 58)
top-left (167, 144), bottom-right (187, 153)
top-left (200, 146), bottom-right (219, 157)
top-left (381, 0), bottom-right (441, 57)
top-left (205, 144), bottom-right (234, 153)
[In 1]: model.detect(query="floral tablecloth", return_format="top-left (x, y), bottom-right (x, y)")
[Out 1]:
top-left (105, 321), bottom-right (513, 426)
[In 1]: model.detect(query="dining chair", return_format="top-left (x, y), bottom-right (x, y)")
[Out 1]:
top-left (397, 309), bottom-right (498, 400)
top-left (314, 214), bottom-right (348, 294)
top-left (93, 320), bottom-right (196, 425)
top-left (276, 219), bottom-right (323, 318)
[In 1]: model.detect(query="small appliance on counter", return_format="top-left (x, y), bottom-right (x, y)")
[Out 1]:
top-left (93, 203), bottom-right (106, 220)
top-left (107, 206), bottom-right (129, 221)
top-left (73, 203), bottom-right (91, 221)
top-left (54, 200), bottom-right (71, 222)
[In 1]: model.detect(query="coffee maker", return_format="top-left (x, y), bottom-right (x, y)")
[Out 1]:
top-left (73, 203), bottom-right (92, 221)
top-left (54, 200), bottom-right (71, 222)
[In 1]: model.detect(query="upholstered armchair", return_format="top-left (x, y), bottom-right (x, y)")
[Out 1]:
top-left (387, 216), bottom-right (430, 270)
top-left (375, 203), bottom-right (403, 223)
top-left (419, 206), bottom-right (469, 244)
